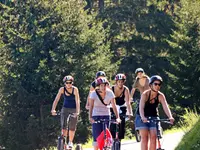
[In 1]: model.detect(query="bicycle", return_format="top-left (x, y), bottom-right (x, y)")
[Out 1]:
top-left (93, 118), bottom-right (116, 150)
top-left (146, 117), bottom-right (171, 150)
top-left (56, 112), bottom-right (74, 150)
top-left (111, 114), bottom-right (129, 150)
top-left (132, 98), bottom-right (141, 142)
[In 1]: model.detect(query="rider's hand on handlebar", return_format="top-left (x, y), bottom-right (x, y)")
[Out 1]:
top-left (116, 117), bottom-right (121, 123)
top-left (73, 112), bottom-right (79, 118)
top-left (51, 110), bottom-right (57, 116)
top-left (89, 118), bottom-right (94, 124)
top-left (169, 117), bottom-right (175, 124)
top-left (141, 117), bottom-right (148, 123)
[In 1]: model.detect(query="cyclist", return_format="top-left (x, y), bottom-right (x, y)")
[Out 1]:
top-left (85, 71), bottom-right (107, 110)
top-left (51, 75), bottom-right (80, 149)
top-left (89, 77), bottom-right (120, 150)
top-left (135, 75), bottom-right (174, 150)
top-left (130, 68), bottom-right (150, 100)
top-left (110, 73), bottom-right (133, 143)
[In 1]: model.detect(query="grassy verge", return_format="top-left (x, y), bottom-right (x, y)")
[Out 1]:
top-left (175, 108), bottom-right (200, 150)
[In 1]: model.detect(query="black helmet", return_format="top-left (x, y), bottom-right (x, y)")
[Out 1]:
top-left (96, 71), bottom-right (106, 79)
top-left (135, 68), bottom-right (144, 74)
top-left (149, 75), bottom-right (163, 85)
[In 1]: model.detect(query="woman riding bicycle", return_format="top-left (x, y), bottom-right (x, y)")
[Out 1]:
top-left (85, 71), bottom-right (108, 110)
top-left (51, 75), bottom-right (80, 149)
top-left (130, 68), bottom-right (150, 100)
top-left (89, 77), bottom-right (120, 150)
top-left (110, 73), bottom-right (133, 142)
top-left (135, 75), bottom-right (174, 150)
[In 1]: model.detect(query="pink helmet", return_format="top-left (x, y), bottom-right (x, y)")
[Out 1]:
top-left (115, 73), bottom-right (126, 81)
top-left (63, 75), bottom-right (74, 83)
top-left (95, 77), bottom-right (109, 86)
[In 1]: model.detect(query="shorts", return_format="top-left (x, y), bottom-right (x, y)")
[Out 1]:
top-left (135, 115), bottom-right (159, 130)
top-left (61, 107), bottom-right (78, 131)
top-left (110, 107), bottom-right (126, 139)
top-left (92, 116), bottom-right (110, 146)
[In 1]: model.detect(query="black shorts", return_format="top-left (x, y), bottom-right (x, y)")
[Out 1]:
top-left (110, 107), bottom-right (127, 139)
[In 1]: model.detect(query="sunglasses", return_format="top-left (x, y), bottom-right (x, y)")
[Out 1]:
top-left (153, 83), bottom-right (161, 86)
top-left (65, 82), bottom-right (72, 84)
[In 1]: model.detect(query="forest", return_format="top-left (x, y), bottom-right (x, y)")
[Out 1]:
top-left (0, 0), bottom-right (200, 149)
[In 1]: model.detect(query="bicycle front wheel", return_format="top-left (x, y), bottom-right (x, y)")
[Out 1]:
top-left (112, 140), bottom-right (120, 150)
top-left (135, 129), bottom-right (141, 142)
top-left (57, 136), bottom-right (64, 150)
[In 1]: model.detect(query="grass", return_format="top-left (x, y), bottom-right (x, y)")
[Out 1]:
top-left (175, 108), bottom-right (200, 150)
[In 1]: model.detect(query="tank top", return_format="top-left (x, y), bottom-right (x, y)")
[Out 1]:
top-left (63, 87), bottom-right (76, 108)
top-left (137, 91), bottom-right (159, 116)
top-left (112, 86), bottom-right (126, 106)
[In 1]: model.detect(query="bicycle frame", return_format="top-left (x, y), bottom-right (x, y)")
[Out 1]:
top-left (57, 112), bottom-right (74, 150)
top-left (147, 117), bottom-right (171, 150)
top-left (94, 119), bottom-right (114, 150)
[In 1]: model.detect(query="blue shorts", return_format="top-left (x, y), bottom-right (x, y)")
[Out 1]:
top-left (92, 116), bottom-right (110, 146)
top-left (135, 115), bottom-right (159, 130)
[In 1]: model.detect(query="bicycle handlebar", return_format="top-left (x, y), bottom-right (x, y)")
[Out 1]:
top-left (93, 119), bottom-right (118, 124)
top-left (146, 117), bottom-right (171, 124)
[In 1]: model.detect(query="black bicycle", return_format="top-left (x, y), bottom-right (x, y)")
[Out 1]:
top-left (56, 112), bottom-right (74, 150)
top-left (111, 114), bottom-right (129, 150)
top-left (147, 117), bottom-right (172, 150)
top-left (133, 99), bottom-right (141, 142)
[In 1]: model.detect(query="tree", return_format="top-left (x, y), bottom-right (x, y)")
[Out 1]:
top-left (0, 0), bottom-right (117, 149)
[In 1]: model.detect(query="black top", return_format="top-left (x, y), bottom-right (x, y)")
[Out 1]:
top-left (112, 86), bottom-right (126, 106)
top-left (137, 91), bottom-right (160, 117)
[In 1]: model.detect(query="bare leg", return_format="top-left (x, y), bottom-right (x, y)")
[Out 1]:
top-left (93, 146), bottom-right (98, 150)
top-left (69, 130), bottom-right (75, 142)
top-left (140, 129), bottom-right (149, 150)
top-left (149, 129), bottom-right (157, 150)
top-left (63, 129), bottom-right (68, 137)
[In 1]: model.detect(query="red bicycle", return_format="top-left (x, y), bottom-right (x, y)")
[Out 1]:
top-left (93, 119), bottom-right (115, 150)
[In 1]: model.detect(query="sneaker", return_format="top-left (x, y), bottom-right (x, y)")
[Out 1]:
top-left (68, 141), bottom-right (73, 149)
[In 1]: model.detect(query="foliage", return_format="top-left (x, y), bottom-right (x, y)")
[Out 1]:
top-left (0, 0), bottom-right (116, 149)
top-left (166, 0), bottom-right (200, 108)
top-left (0, 0), bottom-right (200, 149)
top-left (178, 108), bottom-right (199, 133)
top-left (175, 109), bottom-right (200, 150)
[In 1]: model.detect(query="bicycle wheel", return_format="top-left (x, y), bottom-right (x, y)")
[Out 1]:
top-left (57, 136), bottom-right (64, 150)
top-left (112, 140), bottom-right (120, 150)
top-left (135, 129), bottom-right (141, 142)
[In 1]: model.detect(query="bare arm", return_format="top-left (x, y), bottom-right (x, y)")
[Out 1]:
top-left (160, 94), bottom-right (174, 123)
top-left (125, 87), bottom-right (133, 116)
top-left (74, 87), bottom-right (80, 115)
top-left (111, 98), bottom-right (120, 119)
top-left (51, 87), bottom-right (63, 115)
top-left (130, 88), bottom-right (136, 100)
top-left (89, 97), bottom-right (94, 123)
top-left (85, 86), bottom-right (95, 110)
top-left (139, 92), bottom-right (148, 122)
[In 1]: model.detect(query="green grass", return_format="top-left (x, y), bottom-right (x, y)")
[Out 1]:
top-left (175, 108), bottom-right (200, 150)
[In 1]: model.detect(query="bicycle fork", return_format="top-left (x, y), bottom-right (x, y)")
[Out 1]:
top-left (156, 123), bottom-right (164, 150)
top-left (62, 129), bottom-right (67, 150)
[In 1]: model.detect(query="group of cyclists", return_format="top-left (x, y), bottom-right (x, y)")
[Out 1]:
top-left (51, 68), bottom-right (174, 150)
